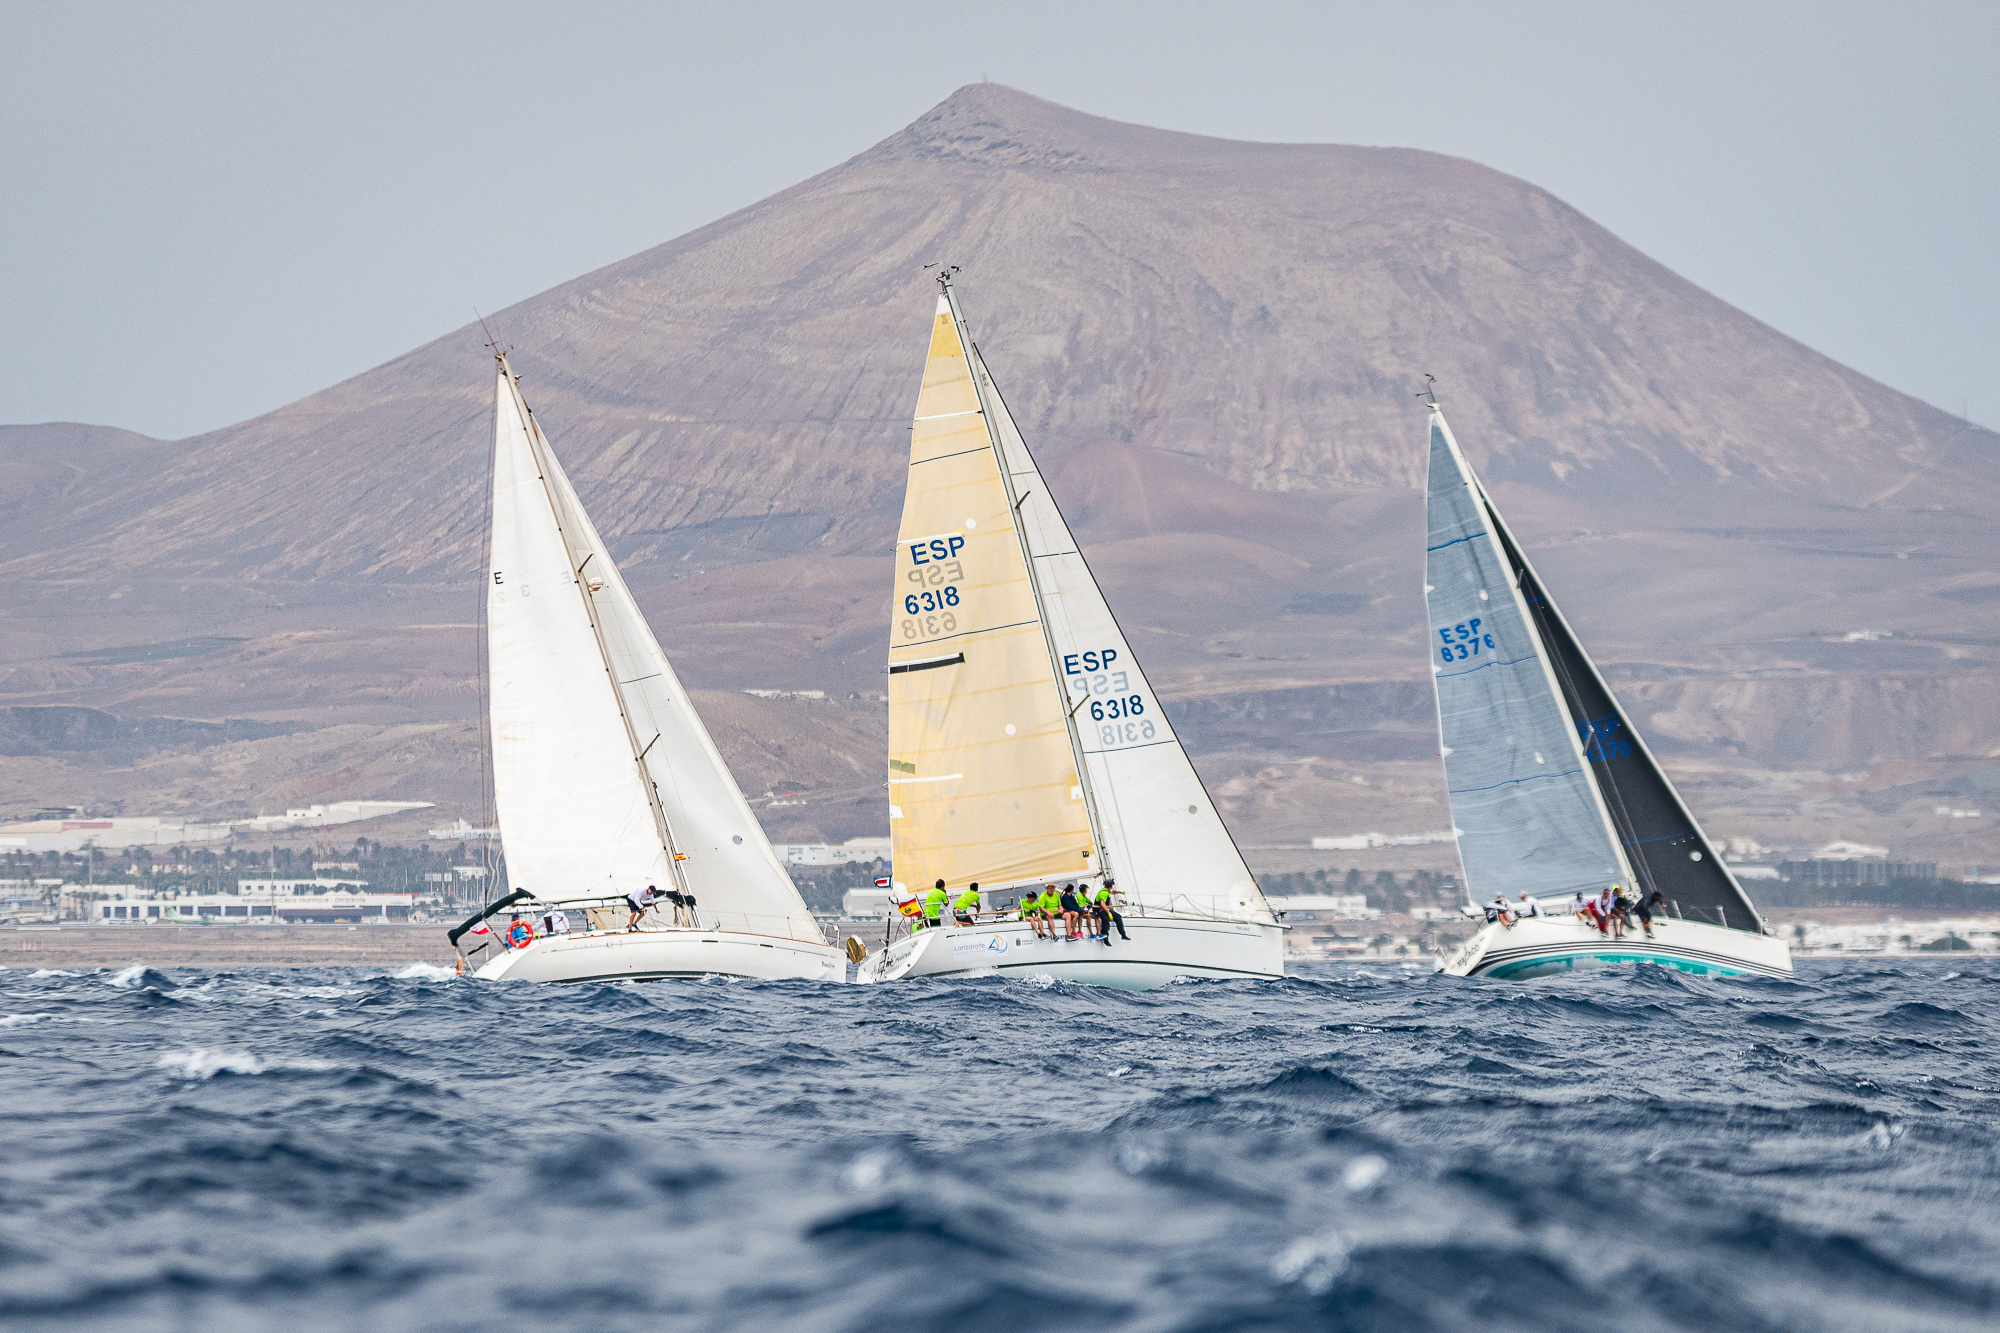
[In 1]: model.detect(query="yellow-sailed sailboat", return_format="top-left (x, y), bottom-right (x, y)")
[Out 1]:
top-left (855, 274), bottom-right (1282, 988)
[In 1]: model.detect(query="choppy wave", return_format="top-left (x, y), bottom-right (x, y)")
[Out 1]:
top-left (0, 960), bottom-right (1994, 1330)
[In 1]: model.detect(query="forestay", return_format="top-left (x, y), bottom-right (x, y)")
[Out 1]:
top-left (972, 343), bottom-right (1270, 923)
top-left (887, 300), bottom-right (1092, 892)
top-left (1425, 407), bottom-right (1627, 901)
top-left (486, 365), bottom-right (820, 942)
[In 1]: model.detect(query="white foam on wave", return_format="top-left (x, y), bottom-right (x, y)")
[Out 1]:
top-left (157, 1049), bottom-right (340, 1079)
top-left (159, 1049), bottom-right (265, 1078)
top-left (24, 968), bottom-right (83, 978)
top-left (391, 963), bottom-right (458, 981)
top-left (1270, 1230), bottom-right (1350, 1294)
top-left (0, 1013), bottom-right (56, 1028)
top-left (106, 965), bottom-right (151, 989)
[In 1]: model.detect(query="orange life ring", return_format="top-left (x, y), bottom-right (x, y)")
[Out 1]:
top-left (506, 921), bottom-right (534, 949)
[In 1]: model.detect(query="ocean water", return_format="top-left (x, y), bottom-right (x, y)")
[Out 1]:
top-left (2, 959), bottom-right (1996, 1332)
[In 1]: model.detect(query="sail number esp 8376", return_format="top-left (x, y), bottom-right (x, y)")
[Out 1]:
top-left (901, 535), bottom-right (966, 641)
top-left (1437, 617), bottom-right (1496, 663)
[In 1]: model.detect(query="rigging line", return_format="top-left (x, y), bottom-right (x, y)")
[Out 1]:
top-left (475, 354), bottom-right (500, 913)
top-left (972, 327), bottom-right (1263, 901)
top-left (1522, 561), bottom-right (1653, 888)
top-left (1427, 531), bottom-right (1489, 553)
top-left (952, 303), bottom-right (1114, 883)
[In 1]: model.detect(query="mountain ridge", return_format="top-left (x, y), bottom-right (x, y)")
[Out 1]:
top-left (4, 83), bottom-right (1997, 865)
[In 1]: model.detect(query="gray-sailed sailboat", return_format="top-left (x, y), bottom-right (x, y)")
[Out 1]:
top-left (1424, 400), bottom-right (1791, 979)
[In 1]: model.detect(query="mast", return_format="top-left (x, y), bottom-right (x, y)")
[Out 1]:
top-left (937, 274), bottom-right (1115, 881)
top-left (496, 353), bottom-right (693, 901)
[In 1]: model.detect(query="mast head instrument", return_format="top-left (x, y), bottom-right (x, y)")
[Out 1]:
top-left (476, 309), bottom-right (513, 366)
top-left (1416, 373), bottom-right (1438, 407)
top-left (923, 263), bottom-right (962, 291)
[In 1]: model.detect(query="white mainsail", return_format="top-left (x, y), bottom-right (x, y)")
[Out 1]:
top-left (887, 283), bottom-right (1270, 925)
top-left (973, 343), bottom-right (1270, 922)
top-left (1424, 405), bottom-right (1627, 900)
top-left (486, 361), bottom-right (821, 942)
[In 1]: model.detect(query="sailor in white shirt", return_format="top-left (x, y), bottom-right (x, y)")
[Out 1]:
top-left (1570, 890), bottom-right (1592, 924)
top-left (1485, 895), bottom-right (1515, 926)
top-left (1514, 893), bottom-right (1542, 918)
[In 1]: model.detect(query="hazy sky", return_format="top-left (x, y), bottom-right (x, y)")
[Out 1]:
top-left (4, 1), bottom-right (1993, 440)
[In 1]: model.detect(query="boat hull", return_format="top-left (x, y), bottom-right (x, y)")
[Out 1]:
top-left (474, 928), bottom-right (847, 984)
top-left (854, 915), bottom-right (1283, 989)
top-left (1436, 914), bottom-right (1793, 979)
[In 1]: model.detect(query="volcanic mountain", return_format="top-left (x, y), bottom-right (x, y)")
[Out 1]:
top-left (5, 84), bottom-right (1997, 865)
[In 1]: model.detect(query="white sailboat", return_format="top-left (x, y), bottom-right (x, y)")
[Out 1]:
top-left (1422, 399), bottom-right (1791, 980)
top-left (855, 276), bottom-right (1283, 988)
top-left (449, 352), bottom-right (846, 984)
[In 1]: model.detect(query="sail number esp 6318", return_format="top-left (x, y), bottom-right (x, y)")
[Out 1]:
top-left (901, 535), bottom-right (967, 641)
top-left (1065, 649), bottom-right (1156, 746)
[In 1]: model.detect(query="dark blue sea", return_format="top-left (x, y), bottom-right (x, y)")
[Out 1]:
top-left (3, 959), bottom-right (1997, 1332)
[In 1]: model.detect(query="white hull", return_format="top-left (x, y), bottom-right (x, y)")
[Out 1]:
top-left (475, 927), bottom-right (846, 984)
top-left (1436, 914), bottom-right (1793, 979)
top-left (855, 915), bottom-right (1283, 989)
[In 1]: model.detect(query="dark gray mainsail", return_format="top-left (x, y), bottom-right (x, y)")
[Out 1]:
top-left (1424, 404), bottom-right (1762, 931)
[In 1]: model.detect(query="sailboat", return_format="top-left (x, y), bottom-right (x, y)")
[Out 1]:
top-left (1422, 398), bottom-right (1791, 979)
top-left (447, 351), bottom-right (846, 984)
top-left (855, 275), bottom-right (1283, 988)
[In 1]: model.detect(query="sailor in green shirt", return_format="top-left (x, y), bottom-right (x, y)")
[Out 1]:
top-left (1037, 887), bottom-right (1062, 938)
top-left (1095, 880), bottom-right (1129, 943)
top-left (952, 883), bottom-right (981, 927)
top-left (921, 880), bottom-right (948, 930)
top-left (1021, 883), bottom-right (1054, 938)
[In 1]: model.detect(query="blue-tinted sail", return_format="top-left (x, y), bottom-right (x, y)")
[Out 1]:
top-left (1425, 408), bottom-right (1625, 900)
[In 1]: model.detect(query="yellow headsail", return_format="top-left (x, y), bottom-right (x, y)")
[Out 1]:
top-left (887, 297), bottom-right (1092, 892)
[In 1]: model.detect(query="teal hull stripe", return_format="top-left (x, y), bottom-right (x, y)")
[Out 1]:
top-left (1471, 939), bottom-right (1788, 981)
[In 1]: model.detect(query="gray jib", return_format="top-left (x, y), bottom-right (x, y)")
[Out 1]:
top-left (1425, 416), bottom-right (1622, 901)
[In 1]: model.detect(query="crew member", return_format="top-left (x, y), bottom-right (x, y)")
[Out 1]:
top-left (922, 880), bottom-right (948, 930)
top-left (1485, 895), bottom-right (1515, 927)
top-left (1021, 890), bottom-right (1047, 939)
top-left (1058, 883), bottom-right (1084, 940)
top-left (625, 885), bottom-right (660, 931)
top-left (1636, 890), bottom-right (1663, 939)
top-left (1088, 884), bottom-right (1114, 945)
top-left (953, 883), bottom-right (981, 927)
top-left (540, 908), bottom-right (571, 937)
top-left (1514, 892), bottom-right (1541, 919)
top-left (1097, 880), bottom-right (1129, 942)
top-left (505, 913), bottom-right (534, 949)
